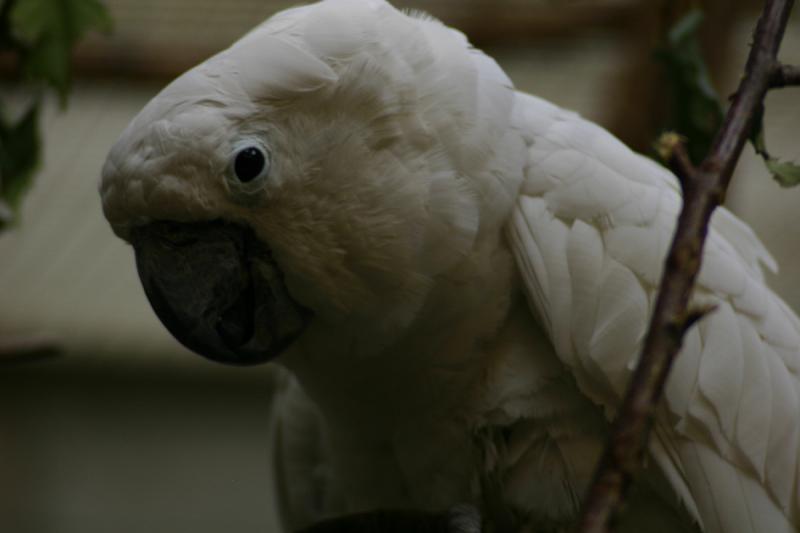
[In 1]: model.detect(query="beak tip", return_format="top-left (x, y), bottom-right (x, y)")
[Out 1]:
top-left (132, 221), bottom-right (309, 366)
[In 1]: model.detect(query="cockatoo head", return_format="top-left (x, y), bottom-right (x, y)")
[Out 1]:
top-left (100, 0), bottom-right (524, 365)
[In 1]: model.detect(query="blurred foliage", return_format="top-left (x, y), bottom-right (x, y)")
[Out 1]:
top-left (0, 104), bottom-right (39, 218)
top-left (10, 0), bottom-right (112, 102)
top-left (655, 9), bottom-right (723, 165)
top-left (0, 0), bottom-right (111, 230)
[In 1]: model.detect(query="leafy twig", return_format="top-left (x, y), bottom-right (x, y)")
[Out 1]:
top-left (0, 0), bottom-right (111, 228)
top-left (575, 1), bottom-right (796, 532)
top-left (750, 63), bottom-right (800, 186)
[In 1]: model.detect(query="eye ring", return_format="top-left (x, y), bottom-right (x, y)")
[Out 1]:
top-left (227, 140), bottom-right (271, 192)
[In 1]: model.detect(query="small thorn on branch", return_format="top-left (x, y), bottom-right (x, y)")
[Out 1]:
top-left (770, 63), bottom-right (800, 88)
top-left (683, 304), bottom-right (717, 332)
top-left (656, 132), bottom-right (697, 190)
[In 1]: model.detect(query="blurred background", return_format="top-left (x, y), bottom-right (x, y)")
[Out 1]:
top-left (0, 1), bottom-right (798, 532)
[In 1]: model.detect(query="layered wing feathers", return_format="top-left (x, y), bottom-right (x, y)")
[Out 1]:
top-left (510, 92), bottom-right (800, 532)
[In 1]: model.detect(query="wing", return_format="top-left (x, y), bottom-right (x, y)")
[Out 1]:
top-left (507, 92), bottom-right (800, 533)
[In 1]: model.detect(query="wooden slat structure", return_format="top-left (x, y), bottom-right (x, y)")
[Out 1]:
top-left (74, 0), bottom-right (643, 78)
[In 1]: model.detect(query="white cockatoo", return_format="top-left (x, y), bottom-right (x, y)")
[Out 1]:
top-left (100, 1), bottom-right (800, 532)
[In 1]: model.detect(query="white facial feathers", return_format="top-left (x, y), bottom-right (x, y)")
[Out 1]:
top-left (100, 0), bottom-right (527, 346)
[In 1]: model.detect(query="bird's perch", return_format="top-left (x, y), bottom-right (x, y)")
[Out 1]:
top-left (770, 63), bottom-right (800, 88)
top-left (576, 1), bottom-right (797, 532)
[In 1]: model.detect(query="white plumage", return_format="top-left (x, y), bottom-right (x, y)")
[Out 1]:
top-left (510, 91), bottom-right (800, 532)
top-left (100, 1), bottom-right (800, 531)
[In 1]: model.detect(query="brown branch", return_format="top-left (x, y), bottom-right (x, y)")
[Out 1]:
top-left (0, 333), bottom-right (61, 365)
top-left (575, 1), bottom-right (796, 532)
top-left (297, 510), bottom-right (448, 533)
top-left (296, 506), bottom-right (479, 533)
top-left (770, 63), bottom-right (800, 87)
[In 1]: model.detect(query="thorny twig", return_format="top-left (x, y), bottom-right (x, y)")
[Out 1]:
top-left (576, 1), bottom-right (796, 532)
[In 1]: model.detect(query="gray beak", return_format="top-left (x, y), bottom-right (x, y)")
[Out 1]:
top-left (130, 221), bottom-right (309, 365)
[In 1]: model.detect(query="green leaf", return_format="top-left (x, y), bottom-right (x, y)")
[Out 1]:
top-left (0, 102), bottom-right (41, 215)
top-left (9, 0), bottom-right (111, 101)
top-left (0, 0), bottom-right (16, 48)
top-left (766, 158), bottom-right (800, 188)
top-left (655, 9), bottom-right (724, 165)
top-left (748, 102), bottom-right (800, 187)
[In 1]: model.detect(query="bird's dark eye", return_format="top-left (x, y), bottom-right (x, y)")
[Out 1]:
top-left (233, 146), bottom-right (267, 183)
